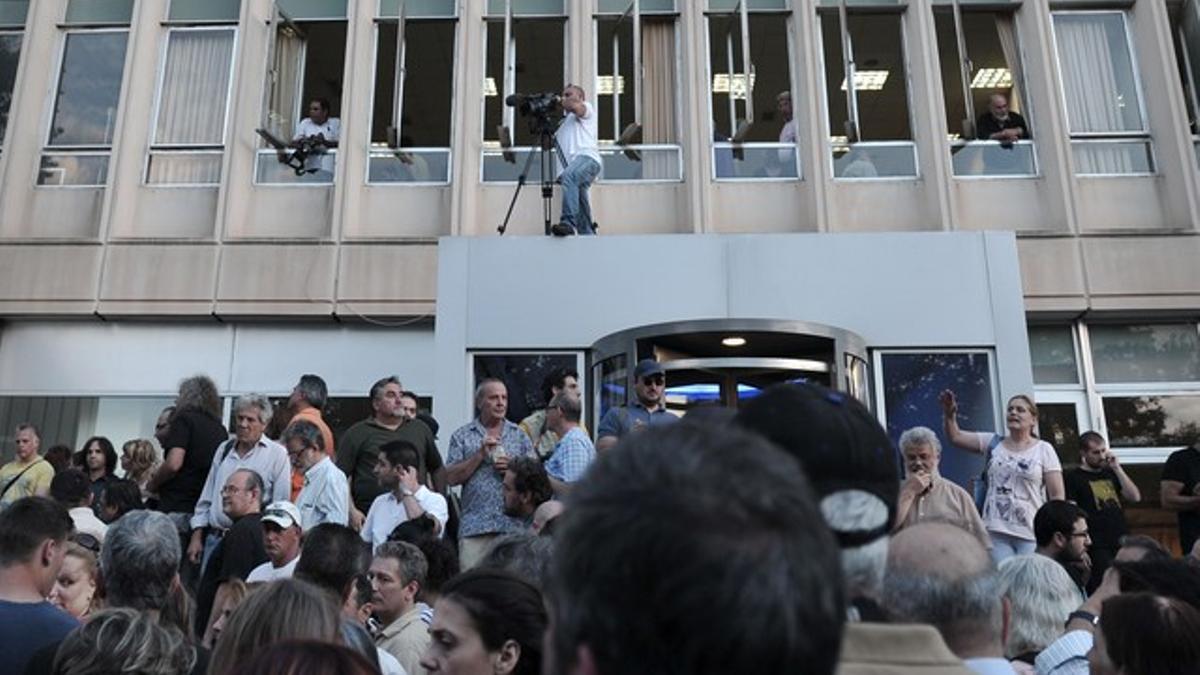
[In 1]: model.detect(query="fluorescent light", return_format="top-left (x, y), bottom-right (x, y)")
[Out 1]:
top-left (970, 68), bottom-right (1012, 89)
top-left (597, 75), bottom-right (625, 95)
top-left (722, 336), bottom-right (747, 347)
top-left (712, 73), bottom-right (756, 100)
top-left (484, 77), bottom-right (498, 97)
top-left (840, 71), bottom-right (889, 92)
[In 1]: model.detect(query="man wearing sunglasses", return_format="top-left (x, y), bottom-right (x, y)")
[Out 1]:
top-left (596, 359), bottom-right (677, 452)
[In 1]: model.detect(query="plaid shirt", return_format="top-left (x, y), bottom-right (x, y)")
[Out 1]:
top-left (545, 426), bottom-right (595, 483)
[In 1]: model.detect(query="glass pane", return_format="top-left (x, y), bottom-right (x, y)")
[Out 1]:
top-left (0, 34), bottom-right (20, 142)
top-left (482, 147), bottom-right (546, 182)
top-left (65, 0), bottom-right (134, 24)
top-left (879, 351), bottom-right (996, 490)
top-left (598, 0), bottom-right (676, 11)
top-left (47, 31), bottom-right (130, 147)
top-left (935, 10), bottom-right (1027, 142)
top-left (708, 14), bottom-right (793, 143)
top-left (708, 0), bottom-right (789, 9)
top-left (378, 0), bottom-right (456, 17)
top-left (596, 16), bottom-right (634, 142)
top-left (823, 13), bottom-right (912, 143)
top-left (278, 0), bottom-right (347, 19)
top-left (1103, 395), bottom-right (1200, 447)
top-left (599, 145), bottom-right (681, 181)
top-left (951, 140), bottom-right (1036, 176)
top-left (37, 153), bottom-right (110, 185)
top-left (155, 29), bottom-right (235, 145)
top-left (1176, 0), bottom-right (1200, 134)
top-left (483, 20), bottom-right (504, 143)
top-left (169, 0), bottom-right (240, 21)
top-left (472, 353), bottom-right (580, 424)
top-left (0, 1), bottom-right (29, 27)
top-left (254, 148), bottom-right (335, 183)
top-left (1053, 12), bottom-right (1145, 134)
top-left (1089, 324), bottom-right (1200, 383)
top-left (847, 353), bottom-right (870, 406)
top-left (146, 151), bottom-right (222, 184)
top-left (831, 142), bottom-right (916, 178)
top-left (1038, 402), bottom-right (1082, 467)
top-left (511, 19), bottom-right (564, 146)
top-left (486, 0), bottom-right (566, 15)
top-left (713, 142), bottom-right (798, 178)
top-left (367, 148), bottom-right (450, 182)
top-left (264, 21), bottom-right (303, 141)
top-left (1070, 140), bottom-right (1153, 175)
top-left (1028, 325), bottom-right (1079, 385)
top-left (401, 21), bottom-right (454, 146)
top-left (595, 354), bottom-right (628, 424)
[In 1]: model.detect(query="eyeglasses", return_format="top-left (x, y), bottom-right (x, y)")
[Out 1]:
top-left (641, 375), bottom-right (665, 386)
top-left (71, 533), bottom-right (101, 554)
top-left (1071, 531), bottom-right (1091, 539)
top-left (221, 485), bottom-right (250, 495)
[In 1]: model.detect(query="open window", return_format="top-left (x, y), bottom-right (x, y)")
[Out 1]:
top-left (481, 0), bottom-right (567, 182)
top-left (255, 0), bottom-right (347, 185)
top-left (369, 0), bottom-right (456, 184)
top-left (0, 1), bottom-right (28, 159)
top-left (37, 0), bottom-right (132, 186)
top-left (1051, 11), bottom-right (1152, 176)
top-left (146, 1), bottom-right (240, 185)
top-left (1170, 0), bottom-right (1200, 167)
top-left (820, 2), bottom-right (916, 179)
top-left (705, 0), bottom-right (798, 180)
top-left (594, 1), bottom-right (682, 182)
top-left (934, 1), bottom-right (1036, 177)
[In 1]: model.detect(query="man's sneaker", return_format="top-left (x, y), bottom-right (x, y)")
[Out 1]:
top-left (550, 222), bottom-right (574, 237)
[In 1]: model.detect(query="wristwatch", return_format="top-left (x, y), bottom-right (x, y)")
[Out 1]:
top-left (1066, 610), bottom-right (1099, 628)
top-left (401, 489), bottom-right (415, 498)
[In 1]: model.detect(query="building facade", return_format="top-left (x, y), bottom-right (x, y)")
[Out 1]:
top-left (1, 0), bottom-right (1199, 544)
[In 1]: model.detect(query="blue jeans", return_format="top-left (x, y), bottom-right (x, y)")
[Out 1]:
top-left (989, 531), bottom-right (1036, 564)
top-left (560, 155), bottom-right (601, 235)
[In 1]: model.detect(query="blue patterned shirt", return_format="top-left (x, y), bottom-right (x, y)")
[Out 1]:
top-left (447, 418), bottom-right (534, 537)
top-left (545, 426), bottom-right (595, 483)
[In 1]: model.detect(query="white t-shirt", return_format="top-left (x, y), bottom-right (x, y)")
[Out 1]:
top-left (293, 117), bottom-right (341, 173)
top-left (973, 432), bottom-right (1063, 540)
top-left (555, 101), bottom-right (601, 167)
top-left (361, 487), bottom-right (449, 549)
top-left (245, 556), bottom-right (299, 584)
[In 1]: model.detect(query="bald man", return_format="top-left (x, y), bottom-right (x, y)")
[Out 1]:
top-left (883, 523), bottom-right (1010, 673)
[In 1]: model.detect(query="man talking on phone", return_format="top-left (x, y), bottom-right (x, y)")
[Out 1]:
top-left (550, 84), bottom-right (602, 237)
top-left (893, 426), bottom-right (990, 551)
top-left (1065, 431), bottom-right (1141, 592)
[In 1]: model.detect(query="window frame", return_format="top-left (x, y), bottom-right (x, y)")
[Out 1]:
top-left (37, 25), bottom-right (131, 189)
top-left (366, 1), bottom-right (459, 186)
top-left (702, 2), bottom-right (802, 182)
top-left (144, 24), bottom-right (239, 187)
top-left (0, 28), bottom-right (24, 155)
top-left (1049, 9), bottom-right (1155, 177)
top-left (467, 349), bottom-right (586, 426)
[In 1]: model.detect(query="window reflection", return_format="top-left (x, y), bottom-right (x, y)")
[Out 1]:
top-left (1089, 324), bottom-right (1200, 384)
top-left (0, 34), bottom-right (20, 145)
top-left (1028, 325), bottom-right (1079, 385)
top-left (1103, 395), bottom-right (1200, 447)
top-left (47, 32), bottom-right (128, 147)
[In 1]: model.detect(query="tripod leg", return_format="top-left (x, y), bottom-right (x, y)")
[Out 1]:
top-left (498, 145), bottom-right (542, 235)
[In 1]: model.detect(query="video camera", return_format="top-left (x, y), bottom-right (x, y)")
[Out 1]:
top-left (505, 92), bottom-right (563, 135)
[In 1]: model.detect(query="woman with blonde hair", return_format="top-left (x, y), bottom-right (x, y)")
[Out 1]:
top-left (49, 536), bottom-right (101, 620)
top-left (207, 579), bottom-right (342, 675)
top-left (202, 578), bottom-right (248, 649)
top-left (52, 607), bottom-right (196, 675)
top-left (120, 438), bottom-right (160, 500)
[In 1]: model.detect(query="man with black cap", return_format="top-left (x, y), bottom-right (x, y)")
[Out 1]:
top-left (736, 383), bottom-right (973, 674)
top-left (595, 358), bottom-right (677, 451)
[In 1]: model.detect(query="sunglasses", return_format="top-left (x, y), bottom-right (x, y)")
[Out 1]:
top-left (71, 532), bottom-right (101, 554)
top-left (641, 375), bottom-right (665, 386)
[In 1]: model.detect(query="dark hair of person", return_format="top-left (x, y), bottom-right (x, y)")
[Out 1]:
top-left (369, 376), bottom-right (401, 403)
top-left (352, 573), bottom-right (373, 609)
top-left (1078, 431), bottom-right (1105, 450)
top-left (310, 97), bottom-right (332, 114)
top-left (208, 579), bottom-right (342, 675)
top-left (43, 444), bottom-right (73, 473)
top-left (1114, 559), bottom-right (1200, 611)
top-left (295, 523), bottom-right (370, 601)
top-left (100, 479), bottom-right (144, 522)
top-left (550, 423), bottom-right (846, 675)
top-left (1118, 534), bottom-right (1171, 562)
top-left (78, 436), bottom-right (118, 475)
top-left (378, 440), bottom-right (420, 472)
top-left (1033, 500), bottom-right (1087, 547)
top-left (440, 569), bottom-right (547, 675)
top-left (228, 640), bottom-right (379, 675)
top-left (175, 374), bottom-right (222, 420)
top-left (294, 374), bottom-right (328, 411)
top-left (388, 513), bottom-right (439, 542)
top-left (1099, 593), bottom-right (1200, 675)
top-left (15, 422), bottom-right (41, 441)
top-left (478, 533), bottom-right (554, 591)
top-left (50, 469), bottom-right (91, 507)
top-left (416, 536), bottom-right (459, 598)
top-left (507, 456), bottom-right (553, 508)
top-left (282, 420), bottom-right (325, 454)
top-left (541, 367), bottom-right (579, 405)
top-left (0, 496), bottom-right (73, 566)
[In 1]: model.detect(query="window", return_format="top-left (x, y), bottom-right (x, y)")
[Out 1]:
top-left (255, 0), bottom-right (348, 185)
top-left (147, 3), bottom-right (239, 185)
top-left (369, 0), bottom-right (456, 184)
top-left (706, 1), bottom-right (798, 180)
top-left (1170, 0), bottom-right (1200, 166)
top-left (934, 5), bottom-right (1035, 177)
top-left (593, 1), bottom-right (681, 181)
top-left (39, 9), bottom-right (131, 187)
top-left (1029, 324), bottom-right (1080, 385)
top-left (0, 0), bottom-right (27, 157)
top-left (471, 351), bottom-right (583, 424)
top-left (481, 0), bottom-right (567, 182)
top-left (821, 8), bottom-right (917, 178)
top-left (1051, 12), bottom-right (1152, 175)
top-left (1089, 324), bottom-right (1200, 384)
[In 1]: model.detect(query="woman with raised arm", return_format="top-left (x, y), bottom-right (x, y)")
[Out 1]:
top-left (940, 389), bottom-right (1065, 563)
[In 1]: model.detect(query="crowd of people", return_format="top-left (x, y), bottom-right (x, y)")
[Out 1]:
top-left (1, 360), bottom-right (1199, 675)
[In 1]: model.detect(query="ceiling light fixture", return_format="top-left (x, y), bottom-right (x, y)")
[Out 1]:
top-left (722, 336), bottom-right (747, 347)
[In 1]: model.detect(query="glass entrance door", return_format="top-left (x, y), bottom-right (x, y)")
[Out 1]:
top-left (661, 358), bottom-right (830, 414)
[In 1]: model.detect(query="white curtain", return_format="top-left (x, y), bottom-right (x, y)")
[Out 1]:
top-left (642, 18), bottom-right (677, 179)
top-left (151, 29), bottom-right (235, 183)
top-left (270, 26), bottom-right (305, 140)
top-left (994, 15), bottom-right (1022, 115)
top-left (1053, 13), bottom-right (1144, 173)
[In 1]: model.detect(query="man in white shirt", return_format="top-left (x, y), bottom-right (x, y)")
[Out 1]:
top-left (285, 420), bottom-right (350, 530)
top-left (550, 84), bottom-right (602, 237)
top-left (246, 501), bottom-right (303, 583)
top-left (362, 441), bottom-right (448, 549)
top-left (49, 470), bottom-right (107, 542)
top-left (292, 97), bottom-right (340, 177)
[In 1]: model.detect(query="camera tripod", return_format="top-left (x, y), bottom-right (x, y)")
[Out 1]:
top-left (497, 126), bottom-right (569, 236)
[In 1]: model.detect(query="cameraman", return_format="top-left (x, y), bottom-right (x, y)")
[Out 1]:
top-left (292, 97), bottom-right (340, 178)
top-left (551, 85), bottom-right (601, 236)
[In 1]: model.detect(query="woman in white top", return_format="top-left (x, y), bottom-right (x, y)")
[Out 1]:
top-left (940, 390), bottom-right (1065, 563)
